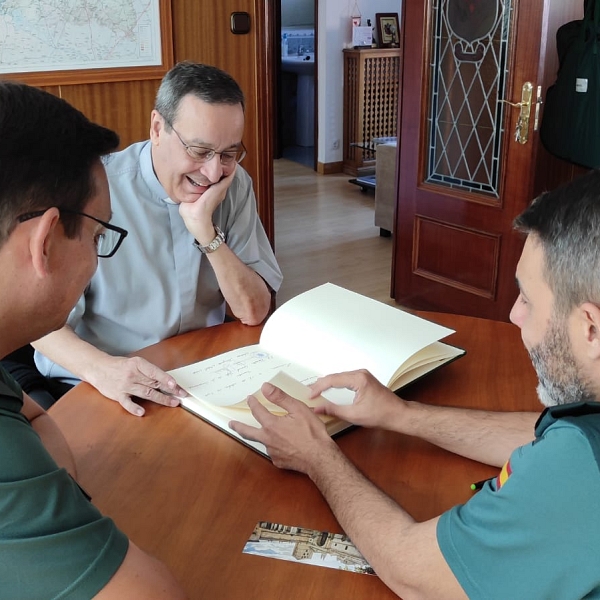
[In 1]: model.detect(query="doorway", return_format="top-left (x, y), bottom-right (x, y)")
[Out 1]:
top-left (392, 0), bottom-right (583, 320)
top-left (276, 0), bottom-right (317, 170)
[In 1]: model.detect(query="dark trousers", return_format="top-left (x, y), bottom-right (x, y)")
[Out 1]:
top-left (1, 346), bottom-right (73, 410)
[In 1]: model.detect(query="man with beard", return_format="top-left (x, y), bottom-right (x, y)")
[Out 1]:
top-left (24, 61), bottom-right (282, 416)
top-left (230, 171), bottom-right (600, 599)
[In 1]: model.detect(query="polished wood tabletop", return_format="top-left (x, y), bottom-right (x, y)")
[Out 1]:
top-left (49, 312), bottom-right (541, 599)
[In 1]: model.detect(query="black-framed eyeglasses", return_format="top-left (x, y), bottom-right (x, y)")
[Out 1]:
top-left (16, 208), bottom-right (128, 258)
top-left (166, 120), bottom-right (246, 166)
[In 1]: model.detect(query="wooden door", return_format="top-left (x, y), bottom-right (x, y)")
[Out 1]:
top-left (392, 0), bottom-right (583, 320)
top-left (172, 0), bottom-right (276, 239)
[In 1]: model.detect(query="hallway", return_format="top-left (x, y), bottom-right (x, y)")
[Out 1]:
top-left (273, 158), bottom-right (394, 307)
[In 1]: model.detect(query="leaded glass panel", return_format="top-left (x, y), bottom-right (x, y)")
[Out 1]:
top-left (426, 0), bottom-right (513, 196)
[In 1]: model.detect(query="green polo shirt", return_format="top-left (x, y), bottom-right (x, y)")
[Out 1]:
top-left (437, 402), bottom-right (600, 599)
top-left (0, 365), bottom-right (128, 598)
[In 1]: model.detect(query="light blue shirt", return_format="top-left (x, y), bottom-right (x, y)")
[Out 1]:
top-left (36, 141), bottom-right (282, 384)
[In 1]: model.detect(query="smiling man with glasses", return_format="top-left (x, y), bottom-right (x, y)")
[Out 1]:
top-left (30, 61), bottom-right (283, 416)
top-left (166, 118), bottom-right (247, 166)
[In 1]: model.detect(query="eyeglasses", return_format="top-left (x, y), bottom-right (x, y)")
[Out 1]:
top-left (17, 208), bottom-right (128, 258)
top-left (167, 121), bottom-right (246, 166)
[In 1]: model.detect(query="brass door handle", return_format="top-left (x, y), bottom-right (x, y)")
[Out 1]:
top-left (499, 82), bottom-right (534, 144)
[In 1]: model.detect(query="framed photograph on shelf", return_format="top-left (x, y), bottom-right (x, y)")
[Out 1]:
top-left (375, 13), bottom-right (400, 48)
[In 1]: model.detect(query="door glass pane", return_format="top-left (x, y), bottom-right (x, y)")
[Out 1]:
top-left (426, 0), bottom-right (512, 196)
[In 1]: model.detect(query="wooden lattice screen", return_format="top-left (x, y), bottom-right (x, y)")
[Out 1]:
top-left (342, 48), bottom-right (401, 175)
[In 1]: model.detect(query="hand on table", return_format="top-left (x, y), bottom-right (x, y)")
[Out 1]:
top-left (87, 355), bottom-right (188, 417)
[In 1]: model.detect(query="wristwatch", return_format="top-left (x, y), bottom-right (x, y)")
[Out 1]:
top-left (193, 226), bottom-right (226, 254)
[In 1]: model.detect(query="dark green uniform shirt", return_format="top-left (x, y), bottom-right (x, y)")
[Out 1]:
top-left (0, 366), bottom-right (128, 598)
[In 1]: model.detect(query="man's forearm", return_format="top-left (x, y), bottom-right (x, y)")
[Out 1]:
top-left (306, 441), bottom-right (465, 599)
top-left (232, 386), bottom-right (467, 598)
top-left (308, 441), bottom-right (415, 592)
top-left (392, 401), bottom-right (538, 467)
top-left (32, 325), bottom-right (112, 384)
top-left (206, 244), bottom-right (271, 325)
top-left (313, 372), bottom-right (537, 468)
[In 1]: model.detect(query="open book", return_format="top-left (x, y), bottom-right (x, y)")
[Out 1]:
top-left (168, 283), bottom-right (465, 457)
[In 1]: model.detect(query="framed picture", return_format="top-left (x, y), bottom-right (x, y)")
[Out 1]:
top-left (375, 13), bottom-right (400, 48)
top-left (0, 0), bottom-right (173, 86)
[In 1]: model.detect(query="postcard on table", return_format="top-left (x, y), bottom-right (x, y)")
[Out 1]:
top-left (243, 521), bottom-right (375, 575)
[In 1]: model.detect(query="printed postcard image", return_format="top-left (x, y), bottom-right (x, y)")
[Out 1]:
top-left (243, 521), bottom-right (375, 575)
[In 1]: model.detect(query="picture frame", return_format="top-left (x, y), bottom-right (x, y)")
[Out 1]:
top-left (0, 0), bottom-right (173, 86)
top-left (375, 13), bottom-right (400, 48)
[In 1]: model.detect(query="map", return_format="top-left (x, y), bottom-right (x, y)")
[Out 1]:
top-left (0, 0), bottom-right (162, 73)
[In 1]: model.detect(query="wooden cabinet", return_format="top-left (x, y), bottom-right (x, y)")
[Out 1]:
top-left (342, 48), bottom-right (401, 176)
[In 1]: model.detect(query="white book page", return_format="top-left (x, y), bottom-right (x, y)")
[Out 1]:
top-left (260, 283), bottom-right (455, 386)
top-left (177, 371), bottom-right (351, 458)
top-left (389, 342), bottom-right (465, 389)
top-left (169, 346), bottom-right (322, 407)
top-left (169, 284), bottom-right (458, 409)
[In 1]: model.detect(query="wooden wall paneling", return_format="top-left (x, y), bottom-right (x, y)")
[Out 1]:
top-left (171, 0), bottom-right (275, 242)
top-left (39, 86), bottom-right (61, 98)
top-left (58, 81), bottom-right (159, 149)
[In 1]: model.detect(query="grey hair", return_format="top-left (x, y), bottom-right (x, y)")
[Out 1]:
top-left (514, 169), bottom-right (600, 316)
top-left (154, 61), bottom-right (245, 127)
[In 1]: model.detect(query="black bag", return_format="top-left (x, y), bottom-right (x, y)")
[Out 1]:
top-left (540, 0), bottom-right (600, 168)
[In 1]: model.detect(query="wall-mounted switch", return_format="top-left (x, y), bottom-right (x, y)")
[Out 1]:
top-left (231, 12), bottom-right (251, 34)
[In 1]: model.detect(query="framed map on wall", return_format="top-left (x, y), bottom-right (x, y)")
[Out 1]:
top-left (0, 0), bottom-right (173, 85)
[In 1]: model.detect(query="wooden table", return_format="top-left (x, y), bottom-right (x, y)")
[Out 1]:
top-left (49, 313), bottom-right (541, 599)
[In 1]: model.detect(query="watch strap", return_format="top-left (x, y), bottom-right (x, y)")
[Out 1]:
top-left (193, 226), bottom-right (226, 254)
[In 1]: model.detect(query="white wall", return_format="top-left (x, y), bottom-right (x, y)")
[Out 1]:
top-left (317, 0), bottom-right (401, 166)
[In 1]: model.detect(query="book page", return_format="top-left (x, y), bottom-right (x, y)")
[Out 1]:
top-left (259, 283), bottom-right (456, 386)
top-left (170, 345), bottom-right (324, 407)
top-left (170, 284), bottom-right (459, 411)
top-left (247, 370), bottom-right (327, 413)
top-left (178, 369), bottom-right (348, 432)
top-left (388, 341), bottom-right (465, 389)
